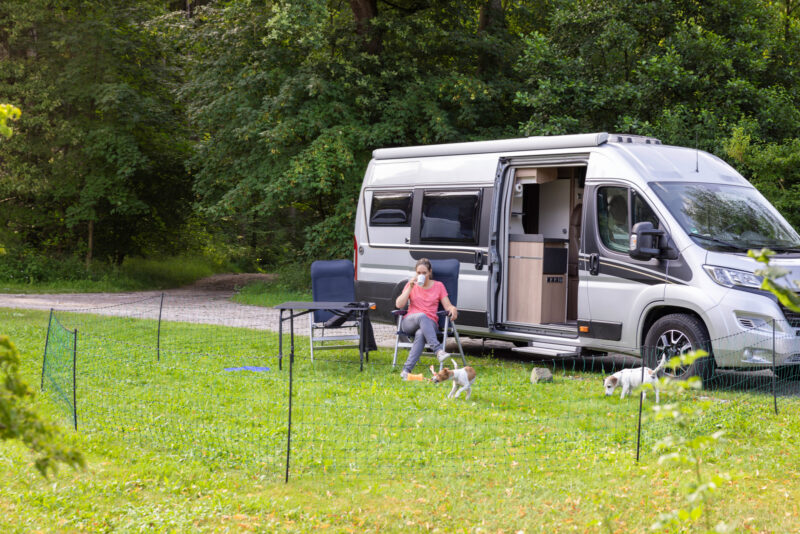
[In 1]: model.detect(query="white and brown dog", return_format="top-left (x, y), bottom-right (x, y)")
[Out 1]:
top-left (430, 359), bottom-right (476, 400)
top-left (603, 355), bottom-right (667, 403)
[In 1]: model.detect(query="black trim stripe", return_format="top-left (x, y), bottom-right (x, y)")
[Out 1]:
top-left (578, 255), bottom-right (688, 286)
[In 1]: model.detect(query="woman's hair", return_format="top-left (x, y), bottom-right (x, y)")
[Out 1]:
top-left (415, 258), bottom-right (433, 279)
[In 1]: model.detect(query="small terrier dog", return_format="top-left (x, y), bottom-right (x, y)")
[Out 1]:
top-left (603, 355), bottom-right (667, 403)
top-left (429, 359), bottom-right (476, 400)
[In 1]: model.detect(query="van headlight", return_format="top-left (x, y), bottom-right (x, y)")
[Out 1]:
top-left (703, 265), bottom-right (763, 289)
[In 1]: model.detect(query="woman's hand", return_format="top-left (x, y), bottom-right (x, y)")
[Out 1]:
top-left (448, 306), bottom-right (458, 321)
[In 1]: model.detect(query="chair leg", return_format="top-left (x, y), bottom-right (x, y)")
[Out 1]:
top-left (453, 326), bottom-right (466, 366)
top-left (308, 314), bottom-right (315, 362)
top-left (392, 317), bottom-right (401, 367)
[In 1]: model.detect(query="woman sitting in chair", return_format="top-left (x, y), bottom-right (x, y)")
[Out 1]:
top-left (395, 258), bottom-right (458, 380)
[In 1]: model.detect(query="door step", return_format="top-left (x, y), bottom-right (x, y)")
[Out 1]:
top-left (511, 343), bottom-right (580, 358)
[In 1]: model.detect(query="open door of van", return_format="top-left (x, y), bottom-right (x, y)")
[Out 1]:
top-left (488, 155), bottom-right (589, 338)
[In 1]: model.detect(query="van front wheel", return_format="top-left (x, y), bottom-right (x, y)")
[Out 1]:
top-left (643, 314), bottom-right (716, 382)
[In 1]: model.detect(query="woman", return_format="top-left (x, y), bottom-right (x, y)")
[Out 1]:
top-left (395, 258), bottom-right (458, 379)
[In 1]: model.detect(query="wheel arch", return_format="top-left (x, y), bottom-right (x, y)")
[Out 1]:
top-left (639, 305), bottom-right (712, 351)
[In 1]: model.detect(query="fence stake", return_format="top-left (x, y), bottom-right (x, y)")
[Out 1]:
top-left (772, 320), bottom-right (778, 415)
top-left (41, 308), bottom-right (53, 391)
top-left (72, 328), bottom-right (78, 431)
top-left (635, 350), bottom-right (645, 462)
top-left (285, 338), bottom-right (294, 483)
top-left (157, 292), bottom-right (164, 362)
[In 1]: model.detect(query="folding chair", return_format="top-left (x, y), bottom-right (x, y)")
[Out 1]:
top-left (309, 259), bottom-right (360, 361)
top-left (392, 258), bottom-right (466, 370)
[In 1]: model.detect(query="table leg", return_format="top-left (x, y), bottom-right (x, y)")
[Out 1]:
top-left (290, 311), bottom-right (295, 365)
top-left (278, 308), bottom-right (283, 370)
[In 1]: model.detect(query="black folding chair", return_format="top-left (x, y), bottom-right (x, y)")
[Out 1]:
top-left (308, 259), bottom-right (360, 360)
top-left (392, 258), bottom-right (466, 370)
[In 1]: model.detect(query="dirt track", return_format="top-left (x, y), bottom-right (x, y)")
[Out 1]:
top-left (0, 273), bottom-right (404, 345)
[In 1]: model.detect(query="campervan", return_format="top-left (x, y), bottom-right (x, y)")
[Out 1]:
top-left (353, 133), bottom-right (800, 379)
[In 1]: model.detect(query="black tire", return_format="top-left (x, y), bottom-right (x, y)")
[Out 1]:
top-left (775, 365), bottom-right (800, 381)
top-left (643, 313), bottom-right (716, 382)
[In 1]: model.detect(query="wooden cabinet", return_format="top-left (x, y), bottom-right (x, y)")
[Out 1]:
top-left (507, 235), bottom-right (567, 325)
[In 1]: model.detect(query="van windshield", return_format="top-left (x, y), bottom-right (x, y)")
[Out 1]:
top-left (650, 182), bottom-right (800, 252)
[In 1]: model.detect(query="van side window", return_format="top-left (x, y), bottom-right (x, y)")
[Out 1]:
top-left (370, 191), bottom-right (413, 226)
top-left (420, 190), bottom-right (481, 244)
top-left (597, 187), bottom-right (629, 253)
top-left (632, 190), bottom-right (659, 228)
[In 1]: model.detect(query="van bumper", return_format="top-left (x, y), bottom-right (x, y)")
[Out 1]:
top-left (709, 289), bottom-right (800, 368)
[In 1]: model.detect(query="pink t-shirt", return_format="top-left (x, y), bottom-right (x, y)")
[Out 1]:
top-left (407, 280), bottom-right (448, 323)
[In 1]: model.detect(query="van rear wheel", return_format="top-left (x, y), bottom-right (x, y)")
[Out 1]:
top-left (643, 314), bottom-right (716, 383)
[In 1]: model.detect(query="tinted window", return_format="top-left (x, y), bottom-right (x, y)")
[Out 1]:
top-left (370, 191), bottom-right (413, 226)
top-left (597, 187), bottom-right (629, 253)
top-left (420, 190), bottom-right (481, 244)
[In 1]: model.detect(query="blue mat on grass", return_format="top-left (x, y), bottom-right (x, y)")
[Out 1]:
top-left (224, 366), bottom-right (271, 372)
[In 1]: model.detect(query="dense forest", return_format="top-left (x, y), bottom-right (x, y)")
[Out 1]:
top-left (1, 0), bottom-right (799, 277)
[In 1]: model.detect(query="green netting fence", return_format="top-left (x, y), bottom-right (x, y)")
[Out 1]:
top-left (38, 296), bottom-right (800, 481)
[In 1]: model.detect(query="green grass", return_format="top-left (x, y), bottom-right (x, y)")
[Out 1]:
top-left (0, 255), bottom-right (230, 293)
top-left (2, 307), bottom-right (800, 532)
top-left (231, 281), bottom-right (311, 307)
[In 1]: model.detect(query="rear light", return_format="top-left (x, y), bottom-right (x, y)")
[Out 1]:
top-left (353, 235), bottom-right (358, 280)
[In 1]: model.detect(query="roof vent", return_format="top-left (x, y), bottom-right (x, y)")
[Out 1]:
top-left (609, 134), bottom-right (662, 145)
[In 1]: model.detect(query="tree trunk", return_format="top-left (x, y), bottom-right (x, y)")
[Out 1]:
top-left (478, 0), bottom-right (505, 75)
top-left (349, 0), bottom-right (381, 55)
top-left (85, 220), bottom-right (93, 269)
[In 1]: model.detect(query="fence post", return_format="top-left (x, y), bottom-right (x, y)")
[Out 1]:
top-left (285, 343), bottom-right (294, 483)
top-left (72, 328), bottom-right (78, 431)
top-left (41, 308), bottom-right (53, 391)
top-left (772, 319), bottom-right (778, 416)
top-left (157, 292), bottom-right (164, 362)
top-left (636, 346), bottom-right (645, 462)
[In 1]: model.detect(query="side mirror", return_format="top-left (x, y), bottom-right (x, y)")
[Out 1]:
top-left (629, 221), bottom-right (663, 261)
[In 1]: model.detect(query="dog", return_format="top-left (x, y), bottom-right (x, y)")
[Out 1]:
top-left (429, 359), bottom-right (476, 400)
top-left (603, 355), bottom-right (667, 403)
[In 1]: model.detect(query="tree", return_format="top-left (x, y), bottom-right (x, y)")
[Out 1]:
top-left (0, 0), bottom-right (192, 266)
top-left (0, 335), bottom-right (84, 476)
top-left (181, 0), bottom-right (528, 263)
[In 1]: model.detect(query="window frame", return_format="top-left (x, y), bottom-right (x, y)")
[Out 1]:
top-left (369, 190), bottom-right (414, 227)
top-left (418, 189), bottom-right (483, 245)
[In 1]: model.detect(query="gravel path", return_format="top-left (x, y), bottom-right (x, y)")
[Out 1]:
top-left (0, 274), bottom-right (401, 346)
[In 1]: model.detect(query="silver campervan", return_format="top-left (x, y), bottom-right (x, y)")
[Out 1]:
top-left (353, 133), bottom-right (800, 379)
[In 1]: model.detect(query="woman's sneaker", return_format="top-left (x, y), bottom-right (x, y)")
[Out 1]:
top-left (436, 350), bottom-right (450, 364)
top-left (400, 370), bottom-right (409, 380)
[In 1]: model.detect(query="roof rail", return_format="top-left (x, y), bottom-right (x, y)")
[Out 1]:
top-left (607, 133), bottom-right (662, 145)
top-left (372, 133), bottom-right (610, 160)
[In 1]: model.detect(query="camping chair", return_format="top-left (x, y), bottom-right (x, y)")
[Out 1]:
top-left (309, 259), bottom-right (360, 361)
top-left (392, 258), bottom-right (466, 370)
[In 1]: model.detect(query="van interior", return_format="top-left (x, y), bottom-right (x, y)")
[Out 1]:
top-left (504, 166), bottom-right (586, 333)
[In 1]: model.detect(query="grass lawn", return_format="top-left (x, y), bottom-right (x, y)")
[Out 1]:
top-left (2, 307), bottom-right (800, 532)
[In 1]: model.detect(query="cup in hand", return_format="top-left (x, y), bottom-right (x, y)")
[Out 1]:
top-left (416, 274), bottom-right (426, 286)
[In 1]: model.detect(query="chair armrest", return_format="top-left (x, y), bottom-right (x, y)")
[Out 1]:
top-left (392, 309), bottom-right (408, 316)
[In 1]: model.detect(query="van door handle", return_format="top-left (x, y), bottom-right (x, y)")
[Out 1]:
top-left (474, 250), bottom-right (484, 270)
top-left (589, 253), bottom-right (600, 276)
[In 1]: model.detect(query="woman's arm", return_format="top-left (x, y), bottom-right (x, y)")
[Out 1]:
top-left (441, 295), bottom-right (458, 320)
top-left (395, 278), bottom-right (415, 309)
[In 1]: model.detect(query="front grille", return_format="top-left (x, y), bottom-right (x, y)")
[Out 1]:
top-left (738, 318), bottom-right (756, 329)
top-left (780, 304), bottom-right (800, 328)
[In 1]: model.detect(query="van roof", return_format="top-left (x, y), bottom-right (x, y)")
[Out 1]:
top-left (371, 132), bottom-right (661, 160)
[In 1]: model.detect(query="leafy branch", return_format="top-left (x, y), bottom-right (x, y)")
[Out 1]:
top-left (0, 335), bottom-right (85, 476)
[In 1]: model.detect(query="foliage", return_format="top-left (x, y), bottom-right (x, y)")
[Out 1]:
top-left (0, 335), bottom-right (84, 476)
top-left (0, 103), bottom-right (20, 139)
top-left (650, 351), bottom-right (731, 533)
top-left (0, 0), bottom-right (192, 265)
top-left (3, 0), bottom-right (800, 269)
